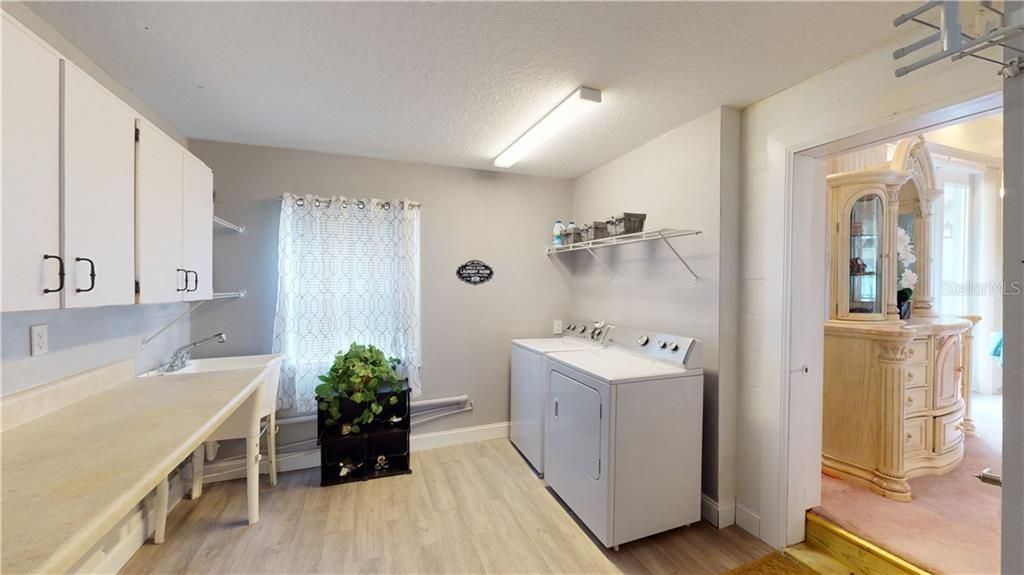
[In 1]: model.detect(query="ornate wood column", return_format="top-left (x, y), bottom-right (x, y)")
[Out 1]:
top-left (912, 188), bottom-right (942, 317)
top-left (959, 315), bottom-right (982, 436)
top-left (873, 339), bottom-right (914, 501)
top-left (883, 182), bottom-right (906, 322)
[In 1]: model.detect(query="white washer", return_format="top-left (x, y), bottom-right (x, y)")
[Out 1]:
top-left (543, 325), bottom-right (703, 548)
top-left (510, 321), bottom-right (611, 475)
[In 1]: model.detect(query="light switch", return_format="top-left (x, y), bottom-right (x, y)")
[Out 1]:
top-left (553, 320), bottom-right (563, 334)
top-left (30, 324), bottom-right (48, 356)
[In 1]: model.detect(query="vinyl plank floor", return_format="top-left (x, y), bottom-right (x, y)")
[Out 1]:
top-left (121, 439), bottom-right (772, 574)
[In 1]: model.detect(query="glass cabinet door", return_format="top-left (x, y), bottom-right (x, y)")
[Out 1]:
top-left (848, 195), bottom-right (883, 315)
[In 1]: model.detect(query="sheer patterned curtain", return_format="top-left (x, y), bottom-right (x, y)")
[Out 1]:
top-left (273, 193), bottom-right (421, 413)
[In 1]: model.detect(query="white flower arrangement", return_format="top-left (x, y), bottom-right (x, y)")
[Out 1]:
top-left (896, 227), bottom-right (918, 290)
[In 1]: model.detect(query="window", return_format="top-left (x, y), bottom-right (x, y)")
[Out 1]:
top-left (272, 194), bottom-right (421, 413)
top-left (940, 181), bottom-right (969, 315)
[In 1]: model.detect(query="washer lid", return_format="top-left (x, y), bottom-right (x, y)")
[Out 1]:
top-left (547, 349), bottom-right (703, 384)
top-left (512, 338), bottom-right (598, 354)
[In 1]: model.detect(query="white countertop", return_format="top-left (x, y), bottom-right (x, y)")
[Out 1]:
top-left (1, 367), bottom-right (265, 574)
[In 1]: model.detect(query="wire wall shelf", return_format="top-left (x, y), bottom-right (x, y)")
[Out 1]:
top-left (546, 228), bottom-right (702, 282)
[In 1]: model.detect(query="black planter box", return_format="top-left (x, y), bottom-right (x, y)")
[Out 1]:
top-left (317, 383), bottom-right (411, 486)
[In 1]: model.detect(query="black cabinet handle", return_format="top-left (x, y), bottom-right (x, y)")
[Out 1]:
top-left (186, 270), bottom-right (199, 292)
top-left (75, 257), bottom-right (96, 293)
top-left (43, 254), bottom-right (65, 294)
top-left (176, 268), bottom-right (188, 292)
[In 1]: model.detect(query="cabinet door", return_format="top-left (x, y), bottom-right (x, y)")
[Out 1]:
top-left (2, 17), bottom-right (61, 311)
top-left (62, 63), bottom-right (136, 308)
top-left (135, 119), bottom-right (184, 303)
top-left (182, 153), bottom-right (213, 301)
top-left (933, 334), bottom-right (963, 410)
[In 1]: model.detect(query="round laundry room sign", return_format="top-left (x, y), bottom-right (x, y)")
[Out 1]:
top-left (456, 260), bottom-right (494, 285)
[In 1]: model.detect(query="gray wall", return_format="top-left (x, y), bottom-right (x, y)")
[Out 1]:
top-left (187, 140), bottom-right (574, 432)
top-left (0, 5), bottom-right (191, 396)
top-left (1, 304), bottom-right (190, 394)
top-left (1002, 1), bottom-right (1023, 570)
top-left (569, 107), bottom-right (740, 520)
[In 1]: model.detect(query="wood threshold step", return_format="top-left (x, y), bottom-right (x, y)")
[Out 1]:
top-left (803, 512), bottom-right (932, 575)
top-left (785, 543), bottom-right (855, 575)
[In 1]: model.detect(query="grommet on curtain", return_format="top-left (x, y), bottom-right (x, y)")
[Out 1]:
top-left (295, 198), bottom-right (305, 207)
top-left (341, 200), bottom-right (349, 208)
top-left (357, 200), bottom-right (366, 209)
top-left (399, 201), bottom-right (405, 210)
top-left (383, 202), bottom-right (391, 211)
top-left (314, 199), bottom-right (321, 208)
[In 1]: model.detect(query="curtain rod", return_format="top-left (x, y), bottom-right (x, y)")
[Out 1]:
top-left (284, 194), bottom-right (421, 208)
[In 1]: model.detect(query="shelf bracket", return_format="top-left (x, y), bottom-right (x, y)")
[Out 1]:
top-left (585, 247), bottom-right (616, 279)
top-left (659, 234), bottom-right (698, 282)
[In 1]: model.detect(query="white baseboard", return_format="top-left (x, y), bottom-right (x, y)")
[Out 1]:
top-left (410, 421), bottom-right (509, 451)
top-left (735, 502), bottom-right (760, 538)
top-left (200, 421), bottom-right (512, 483)
top-left (70, 472), bottom-right (187, 574)
top-left (701, 494), bottom-right (736, 528)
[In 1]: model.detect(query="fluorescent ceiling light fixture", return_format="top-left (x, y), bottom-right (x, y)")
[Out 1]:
top-left (494, 86), bottom-right (602, 168)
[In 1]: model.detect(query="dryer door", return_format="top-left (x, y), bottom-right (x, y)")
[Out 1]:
top-left (548, 371), bottom-right (602, 480)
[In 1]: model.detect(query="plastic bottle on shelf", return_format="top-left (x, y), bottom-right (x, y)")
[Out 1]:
top-left (552, 220), bottom-right (566, 246)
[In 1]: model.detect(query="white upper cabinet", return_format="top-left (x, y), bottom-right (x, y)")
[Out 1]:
top-left (62, 63), bottom-right (137, 308)
top-left (135, 119), bottom-right (186, 304)
top-left (182, 154), bottom-right (214, 302)
top-left (2, 16), bottom-right (62, 312)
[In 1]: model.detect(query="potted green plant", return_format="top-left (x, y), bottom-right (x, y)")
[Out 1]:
top-left (315, 343), bottom-right (401, 433)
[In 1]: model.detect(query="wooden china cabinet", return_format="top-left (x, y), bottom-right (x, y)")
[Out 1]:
top-left (822, 138), bottom-right (977, 501)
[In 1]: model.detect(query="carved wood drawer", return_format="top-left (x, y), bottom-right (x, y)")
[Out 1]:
top-left (933, 407), bottom-right (965, 454)
top-left (904, 416), bottom-right (929, 456)
top-left (904, 386), bottom-right (929, 416)
top-left (906, 340), bottom-right (930, 366)
top-left (905, 364), bottom-right (928, 389)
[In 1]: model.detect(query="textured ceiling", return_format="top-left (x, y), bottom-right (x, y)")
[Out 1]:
top-left (29, 1), bottom-right (915, 179)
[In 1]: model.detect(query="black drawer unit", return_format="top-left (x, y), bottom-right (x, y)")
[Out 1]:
top-left (318, 384), bottom-right (411, 486)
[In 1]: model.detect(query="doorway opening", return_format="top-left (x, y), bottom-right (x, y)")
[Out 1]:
top-left (808, 112), bottom-right (1004, 574)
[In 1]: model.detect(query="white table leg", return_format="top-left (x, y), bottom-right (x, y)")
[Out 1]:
top-left (268, 411), bottom-right (278, 487)
top-left (154, 476), bottom-right (169, 544)
top-left (247, 431), bottom-right (260, 525)
top-left (191, 444), bottom-right (205, 499)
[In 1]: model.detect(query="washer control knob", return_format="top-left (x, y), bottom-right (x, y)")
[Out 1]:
top-left (567, 323), bottom-right (575, 331)
top-left (670, 342), bottom-right (680, 352)
top-left (593, 329), bottom-right (602, 338)
top-left (578, 325), bottom-right (587, 334)
top-left (638, 335), bottom-right (649, 346)
top-left (659, 340), bottom-right (668, 349)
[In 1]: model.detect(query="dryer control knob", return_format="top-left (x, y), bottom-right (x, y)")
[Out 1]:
top-left (659, 341), bottom-right (668, 349)
top-left (638, 335), bottom-right (649, 346)
top-left (578, 325), bottom-right (587, 334)
top-left (670, 342), bottom-right (680, 352)
top-left (593, 329), bottom-right (602, 338)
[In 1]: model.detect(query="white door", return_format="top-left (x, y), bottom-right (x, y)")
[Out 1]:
top-left (2, 17), bottom-right (61, 312)
top-left (547, 371), bottom-right (602, 480)
top-left (62, 63), bottom-right (136, 308)
top-left (785, 154), bottom-right (828, 545)
top-left (135, 119), bottom-right (184, 304)
top-left (182, 153), bottom-right (213, 301)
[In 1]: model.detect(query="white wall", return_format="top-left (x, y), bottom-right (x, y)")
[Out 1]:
top-left (927, 114), bottom-right (1003, 159)
top-left (187, 139), bottom-right (574, 434)
top-left (570, 106), bottom-right (740, 525)
top-left (0, 6), bottom-right (191, 396)
top-left (738, 33), bottom-right (1000, 546)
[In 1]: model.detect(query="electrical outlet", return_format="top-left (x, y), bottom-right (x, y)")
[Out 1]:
top-left (553, 320), bottom-right (563, 334)
top-left (30, 324), bottom-right (48, 356)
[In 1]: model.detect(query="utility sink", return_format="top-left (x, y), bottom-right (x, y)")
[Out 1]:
top-left (141, 354), bottom-right (281, 377)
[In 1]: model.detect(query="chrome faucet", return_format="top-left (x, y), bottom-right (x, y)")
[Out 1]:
top-left (162, 332), bottom-right (227, 373)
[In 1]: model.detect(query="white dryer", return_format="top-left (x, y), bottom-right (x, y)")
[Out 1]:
top-left (543, 325), bottom-right (703, 548)
top-left (510, 321), bottom-right (611, 475)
